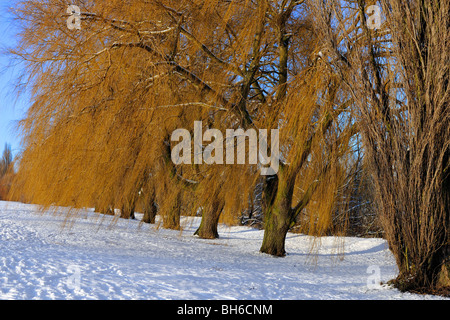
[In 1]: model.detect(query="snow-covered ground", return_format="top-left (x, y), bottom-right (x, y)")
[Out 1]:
top-left (0, 201), bottom-right (446, 300)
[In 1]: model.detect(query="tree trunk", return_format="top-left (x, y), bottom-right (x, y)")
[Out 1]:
top-left (436, 164), bottom-right (450, 290)
top-left (142, 200), bottom-right (157, 224)
top-left (393, 240), bottom-right (450, 293)
top-left (120, 195), bottom-right (136, 220)
top-left (431, 246), bottom-right (450, 291)
top-left (260, 173), bottom-right (296, 257)
top-left (94, 204), bottom-right (114, 215)
top-left (120, 203), bottom-right (135, 220)
top-left (259, 7), bottom-right (296, 257)
top-left (142, 189), bottom-right (157, 224)
top-left (194, 198), bottom-right (224, 239)
top-left (163, 190), bottom-right (181, 230)
top-left (436, 250), bottom-right (450, 290)
top-left (416, 161), bottom-right (450, 291)
top-left (260, 205), bottom-right (292, 257)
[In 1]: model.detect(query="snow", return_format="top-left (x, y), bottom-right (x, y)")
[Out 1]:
top-left (0, 200), bottom-right (447, 300)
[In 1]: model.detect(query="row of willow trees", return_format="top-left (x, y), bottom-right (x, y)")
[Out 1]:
top-left (0, 144), bottom-right (15, 200)
top-left (8, 0), bottom-right (449, 295)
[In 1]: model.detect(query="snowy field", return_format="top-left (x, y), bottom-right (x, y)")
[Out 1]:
top-left (0, 200), bottom-right (447, 300)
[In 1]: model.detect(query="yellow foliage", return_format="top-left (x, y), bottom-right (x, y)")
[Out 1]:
top-left (10, 0), bottom-right (356, 247)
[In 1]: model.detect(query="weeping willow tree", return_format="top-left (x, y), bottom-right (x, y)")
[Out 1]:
top-left (257, 43), bottom-right (362, 255)
top-left (9, 0), bottom-right (357, 257)
top-left (9, 0), bottom-right (201, 229)
top-left (312, 0), bottom-right (450, 295)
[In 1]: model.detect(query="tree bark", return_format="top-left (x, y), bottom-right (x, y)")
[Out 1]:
top-left (259, 206), bottom-right (291, 257)
top-left (142, 198), bottom-right (157, 224)
top-left (194, 197), bottom-right (224, 239)
top-left (260, 171), bottom-right (296, 257)
top-left (162, 190), bottom-right (182, 230)
top-left (142, 186), bottom-right (157, 224)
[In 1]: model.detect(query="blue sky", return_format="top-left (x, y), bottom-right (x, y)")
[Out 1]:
top-left (0, 2), bottom-right (28, 158)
